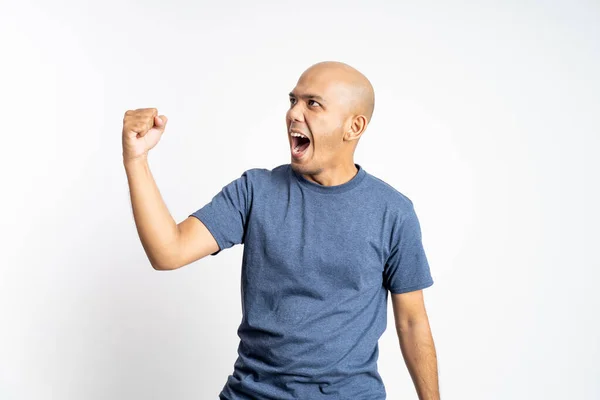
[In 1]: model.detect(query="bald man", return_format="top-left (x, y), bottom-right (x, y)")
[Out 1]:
top-left (122, 61), bottom-right (439, 400)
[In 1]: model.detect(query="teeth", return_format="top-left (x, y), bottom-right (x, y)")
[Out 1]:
top-left (291, 132), bottom-right (307, 139)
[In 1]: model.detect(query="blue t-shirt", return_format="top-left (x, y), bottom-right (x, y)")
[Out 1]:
top-left (190, 163), bottom-right (433, 400)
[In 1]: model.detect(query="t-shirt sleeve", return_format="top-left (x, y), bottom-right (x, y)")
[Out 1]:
top-left (383, 204), bottom-right (434, 294)
top-left (188, 170), bottom-right (251, 256)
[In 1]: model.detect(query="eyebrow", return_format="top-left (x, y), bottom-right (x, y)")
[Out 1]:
top-left (289, 92), bottom-right (326, 104)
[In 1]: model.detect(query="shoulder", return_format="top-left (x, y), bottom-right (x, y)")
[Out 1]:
top-left (362, 171), bottom-right (427, 248)
top-left (362, 170), bottom-right (415, 216)
top-left (239, 163), bottom-right (289, 183)
top-left (232, 164), bottom-right (291, 196)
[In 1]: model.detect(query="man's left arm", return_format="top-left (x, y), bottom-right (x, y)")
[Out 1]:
top-left (391, 290), bottom-right (440, 400)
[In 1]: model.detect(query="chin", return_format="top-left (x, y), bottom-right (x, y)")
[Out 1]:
top-left (290, 161), bottom-right (302, 170)
top-left (291, 162), bottom-right (307, 173)
top-left (291, 162), bottom-right (321, 176)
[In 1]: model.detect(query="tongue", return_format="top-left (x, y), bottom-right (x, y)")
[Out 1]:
top-left (297, 142), bottom-right (310, 152)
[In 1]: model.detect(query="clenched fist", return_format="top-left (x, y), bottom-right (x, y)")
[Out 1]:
top-left (122, 108), bottom-right (168, 162)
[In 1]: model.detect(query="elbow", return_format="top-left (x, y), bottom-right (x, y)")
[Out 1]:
top-left (150, 256), bottom-right (178, 271)
top-left (151, 262), bottom-right (168, 271)
top-left (151, 260), bottom-right (180, 271)
top-left (396, 319), bottom-right (411, 334)
top-left (148, 231), bottom-right (182, 271)
top-left (396, 317), bottom-right (431, 334)
top-left (148, 244), bottom-right (179, 271)
top-left (150, 259), bottom-right (166, 270)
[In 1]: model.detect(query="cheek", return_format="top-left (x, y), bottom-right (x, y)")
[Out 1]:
top-left (313, 135), bottom-right (338, 154)
top-left (319, 123), bottom-right (344, 147)
top-left (306, 116), bottom-right (341, 149)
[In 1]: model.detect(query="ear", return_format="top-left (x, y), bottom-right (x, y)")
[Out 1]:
top-left (344, 115), bottom-right (368, 142)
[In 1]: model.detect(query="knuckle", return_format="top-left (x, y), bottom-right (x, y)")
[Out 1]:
top-left (141, 107), bottom-right (157, 114)
top-left (122, 108), bottom-right (158, 129)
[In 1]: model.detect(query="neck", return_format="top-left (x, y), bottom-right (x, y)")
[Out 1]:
top-left (300, 161), bottom-right (359, 186)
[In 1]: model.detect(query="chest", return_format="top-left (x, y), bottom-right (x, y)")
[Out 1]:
top-left (244, 198), bottom-right (387, 293)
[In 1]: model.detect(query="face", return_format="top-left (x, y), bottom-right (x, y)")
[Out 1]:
top-left (286, 69), bottom-right (354, 176)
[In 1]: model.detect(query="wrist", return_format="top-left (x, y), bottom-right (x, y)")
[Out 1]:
top-left (123, 154), bottom-right (148, 167)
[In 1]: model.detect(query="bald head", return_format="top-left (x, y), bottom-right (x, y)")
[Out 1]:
top-left (299, 61), bottom-right (375, 122)
top-left (286, 61), bottom-right (374, 176)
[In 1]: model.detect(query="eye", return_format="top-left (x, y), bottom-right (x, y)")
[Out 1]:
top-left (289, 97), bottom-right (296, 105)
top-left (308, 100), bottom-right (321, 107)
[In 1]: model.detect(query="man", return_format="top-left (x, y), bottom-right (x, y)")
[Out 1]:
top-left (122, 61), bottom-right (440, 399)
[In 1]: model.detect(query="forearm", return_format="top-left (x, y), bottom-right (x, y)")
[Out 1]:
top-left (123, 156), bottom-right (179, 269)
top-left (397, 319), bottom-right (440, 400)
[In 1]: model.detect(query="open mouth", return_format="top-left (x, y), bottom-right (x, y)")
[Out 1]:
top-left (291, 134), bottom-right (311, 158)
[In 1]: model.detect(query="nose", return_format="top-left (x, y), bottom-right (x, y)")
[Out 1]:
top-left (286, 102), bottom-right (304, 123)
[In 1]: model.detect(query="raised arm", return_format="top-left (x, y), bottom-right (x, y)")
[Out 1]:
top-left (122, 108), bottom-right (219, 270)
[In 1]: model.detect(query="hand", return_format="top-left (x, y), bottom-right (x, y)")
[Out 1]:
top-left (122, 108), bottom-right (168, 163)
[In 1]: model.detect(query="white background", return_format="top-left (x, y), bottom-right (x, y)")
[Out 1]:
top-left (1, 0), bottom-right (598, 399)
